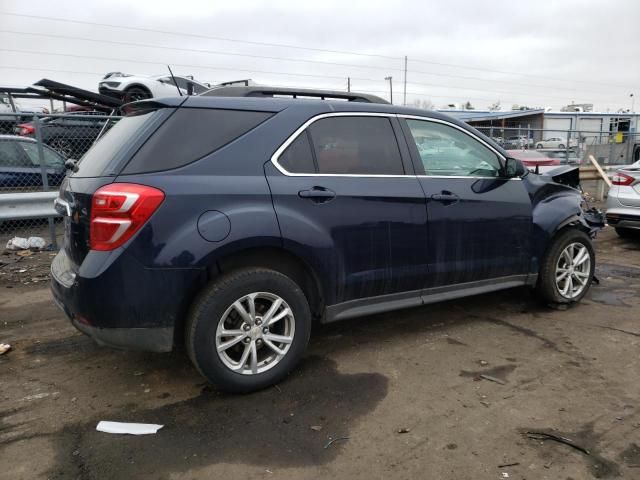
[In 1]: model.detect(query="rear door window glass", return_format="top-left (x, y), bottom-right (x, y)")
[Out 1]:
top-left (123, 108), bottom-right (273, 174)
top-left (0, 140), bottom-right (29, 167)
top-left (308, 117), bottom-right (404, 175)
top-left (278, 132), bottom-right (316, 174)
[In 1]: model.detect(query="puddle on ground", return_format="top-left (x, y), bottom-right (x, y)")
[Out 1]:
top-left (46, 356), bottom-right (388, 478)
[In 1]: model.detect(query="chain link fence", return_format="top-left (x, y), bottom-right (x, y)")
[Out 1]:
top-left (474, 126), bottom-right (640, 166)
top-left (0, 112), bottom-right (122, 248)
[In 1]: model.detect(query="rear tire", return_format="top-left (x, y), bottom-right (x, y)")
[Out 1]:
top-left (536, 228), bottom-right (595, 305)
top-left (186, 268), bottom-right (311, 393)
top-left (536, 144), bottom-right (543, 149)
top-left (615, 227), bottom-right (637, 238)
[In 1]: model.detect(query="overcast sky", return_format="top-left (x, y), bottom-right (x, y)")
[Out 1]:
top-left (1, 0), bottom-right (638, 111)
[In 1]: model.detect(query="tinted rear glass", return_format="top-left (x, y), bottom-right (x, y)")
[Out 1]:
top-left (122, 108), bottom-right (273, 174)
top-left (73, 110), bottom-right (163, 177)
top-left (278, 132), bottom-right (316, 174)
top-left (309, 117), bottom-right (404, 175)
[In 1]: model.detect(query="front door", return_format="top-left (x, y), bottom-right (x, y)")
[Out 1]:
top-left (266, 114), bottom-right (428, 306)
top-left (400, 117), bottom-right (532, 287)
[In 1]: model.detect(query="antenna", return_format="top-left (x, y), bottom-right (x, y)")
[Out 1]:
top-left (167, 65), bottom-right (183, 97)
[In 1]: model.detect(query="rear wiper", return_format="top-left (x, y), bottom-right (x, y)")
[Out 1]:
top-left (64, 159), bottom-right (79, 173)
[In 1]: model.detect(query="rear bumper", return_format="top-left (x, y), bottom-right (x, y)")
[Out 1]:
top-left (606, 203), bottom-right (640, 230)
top-left (50, 248), bottom-right (202, 353)
top-left (51, 279), bottom-right (174, 352)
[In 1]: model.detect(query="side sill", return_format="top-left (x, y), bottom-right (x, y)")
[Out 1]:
top-left (323, 275), bottom-right (533, 323)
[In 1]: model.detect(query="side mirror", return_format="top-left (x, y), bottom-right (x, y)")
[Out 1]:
top-left (504, 157), bottom-right (526, 178)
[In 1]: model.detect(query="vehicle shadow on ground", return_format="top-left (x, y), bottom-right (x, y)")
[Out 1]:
top-left (46, 356), bottom-right (388, 478)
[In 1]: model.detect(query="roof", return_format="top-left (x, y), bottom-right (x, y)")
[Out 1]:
top-left (440, 109), bottom-right (546, 122)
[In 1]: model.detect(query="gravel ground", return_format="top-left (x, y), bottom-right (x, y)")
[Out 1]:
top-left (1, 226), bottom-right (639, 480)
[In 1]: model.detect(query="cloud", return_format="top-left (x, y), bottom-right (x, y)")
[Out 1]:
top-left (1, 0), bottom-right (638, 111)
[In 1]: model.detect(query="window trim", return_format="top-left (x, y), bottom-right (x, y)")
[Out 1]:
top-left (271, 112), bottom-right (515, 180)
top-left (271, 112), bottom-right (409, 178)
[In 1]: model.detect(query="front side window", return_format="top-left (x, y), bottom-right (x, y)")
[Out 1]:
top-left (309, 117), bottom-right (404, 175)
top-left (405, 119), bottom-right (502, 177)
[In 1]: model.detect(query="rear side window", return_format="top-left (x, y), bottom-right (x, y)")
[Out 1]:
top-left (123, 108), bottom-right (273, 174)
top-left (308, 117), bottom-right (404, 175)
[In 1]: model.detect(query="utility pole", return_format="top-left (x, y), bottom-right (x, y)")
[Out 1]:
top-left (631, 93), bottom-right (635, 112)
top-left (403, 56), bottom-right (407, 106)
top-left (347, 77), bottom-right (351, 92)
top-left (385, 76), bottom-right (393, 104)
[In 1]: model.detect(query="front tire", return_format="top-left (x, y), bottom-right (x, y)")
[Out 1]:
top-left (536, 143), bottom-right (543, 149)
top-left (536, 228), bottom-right (595, 305)
top-left (123, 86), bottom-right (152, 103)
top-left (186, 268), bottom-right (311, 393)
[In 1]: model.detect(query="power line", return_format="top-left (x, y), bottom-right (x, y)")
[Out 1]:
top-left (0, 65), bottom-right (542, 105)
top-left (0, 11), bottom-right (401, 60)
top-left (0, 47), bottom-right (623, 103)
top-left (0, 30), bottom-right (402, 74)
top-left (0, 30), bottom-right (619, 97)
top-left (1, 11), bottom-right (634, 91)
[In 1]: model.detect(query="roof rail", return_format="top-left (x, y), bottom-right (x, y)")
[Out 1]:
top-left (201, 86), bottom-right (388, 104)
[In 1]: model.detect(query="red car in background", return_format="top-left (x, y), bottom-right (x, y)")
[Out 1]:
top-left (506, 149), bottom-right (561, 169)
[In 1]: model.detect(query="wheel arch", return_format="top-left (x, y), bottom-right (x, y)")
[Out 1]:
top-left (211, 246), bottom-right (325, 320)
top-left (124, 83), bottom-right (152, 93)
top-left (175, 246), bottom-right (325, 345)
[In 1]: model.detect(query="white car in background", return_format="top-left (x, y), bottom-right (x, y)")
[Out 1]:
top-left (535, 137), bottom-right (576, 149)
top-left (98, 73), bottom-right (211, 103)
top-left (606, 160), bottom-right (640, 238)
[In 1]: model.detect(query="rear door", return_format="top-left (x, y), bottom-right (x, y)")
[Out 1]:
top-left (266, 113), bottom-right (428, 306)
top-left (400, 116), bottom-right (532, 287)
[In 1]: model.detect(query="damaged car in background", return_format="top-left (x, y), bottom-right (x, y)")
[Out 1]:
top-left (51, 87), bottom-right (605, 393)
top-left (98, 72), bottom-right (211, 102)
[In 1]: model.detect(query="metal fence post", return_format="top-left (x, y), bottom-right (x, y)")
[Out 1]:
top-left (566, 130), bottom-right (571, 161)
top-left (33, 114), bottom-right (58, 249)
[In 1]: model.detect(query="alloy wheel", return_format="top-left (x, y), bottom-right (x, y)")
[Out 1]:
top-left (555, 242), bottom-right (591, 299)
top-left (215, 292), bottom-right (295, 375)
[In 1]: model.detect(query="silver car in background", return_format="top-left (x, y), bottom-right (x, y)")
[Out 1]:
top-left (606, 160), bottom-right (640, 237)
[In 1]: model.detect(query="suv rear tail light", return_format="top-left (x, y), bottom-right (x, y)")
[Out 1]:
top-left (16, 124), bottom-right (34, 136)
top-left (611, 172), bottom-right (636, 186)
top-left (89, 183), bottom-right (164, 251)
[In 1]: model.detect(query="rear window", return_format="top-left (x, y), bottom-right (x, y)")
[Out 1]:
top-left (73, 109), bottom-right (163, 177)
top-left (122, 108), bottom-right (273, 174)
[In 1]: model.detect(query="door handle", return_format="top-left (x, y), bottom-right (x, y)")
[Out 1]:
top-left (298, 187), bottom-right (336, 203)
top-left (430, 192), bottom-right (459, 204)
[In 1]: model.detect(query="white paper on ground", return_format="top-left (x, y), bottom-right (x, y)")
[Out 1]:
top-left (96, 421), bottom-right (163, 435)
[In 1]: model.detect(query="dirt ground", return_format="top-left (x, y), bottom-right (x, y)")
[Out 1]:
top-left (1, 227), bottom-right (639, 480)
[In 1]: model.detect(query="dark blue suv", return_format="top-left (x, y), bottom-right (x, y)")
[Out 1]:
top-left (51, 88), bottom-right (604, 392)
